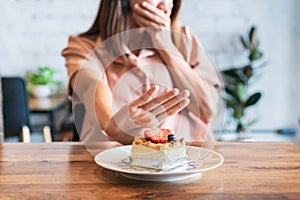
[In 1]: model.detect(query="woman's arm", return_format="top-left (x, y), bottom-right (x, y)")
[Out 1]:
top-left (132, 2), bottom-right (220, 124)
top-left (70, 69), bottom-right (133, 144)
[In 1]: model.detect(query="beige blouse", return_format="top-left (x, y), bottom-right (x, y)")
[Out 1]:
top-left (62, 26), bottom-right (221, 143)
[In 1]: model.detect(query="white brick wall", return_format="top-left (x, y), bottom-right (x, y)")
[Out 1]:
top-left (0, 0), bottom-right (299, 131)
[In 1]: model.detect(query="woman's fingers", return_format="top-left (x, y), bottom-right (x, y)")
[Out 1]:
top-left (156, 98), bottom-right (190, 122)
top-left (132, 3), bottom-right (170, 28)
top-left (151, 90), bottom-right (190, 115)
top-left (140, 2), bottom-right (169, 23)
top-left (129, 85), bottom-right (159, 107)
top-left (132, 90), bottom-right (190, 128)
top-left (140, 88), bottom-right (179, 111)
top-left (132, 13), bottom-right (159, 28)
top-left (128, 86), bottom-right (191, 128)
top-left (137, 97), bottom-right (190, 128)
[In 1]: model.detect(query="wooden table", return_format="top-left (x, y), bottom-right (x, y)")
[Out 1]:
top-left (0, 142), bottom-right (299, 199)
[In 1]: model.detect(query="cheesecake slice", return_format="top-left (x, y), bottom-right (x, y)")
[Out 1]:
top-left (129, 129), bottom-right (187, 170)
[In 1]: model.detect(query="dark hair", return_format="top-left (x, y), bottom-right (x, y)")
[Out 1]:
top-left (81, 0), bottom-right (182, 40)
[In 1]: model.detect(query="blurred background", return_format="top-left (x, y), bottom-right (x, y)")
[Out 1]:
top-left (0, 0), bottom-right (299, 143)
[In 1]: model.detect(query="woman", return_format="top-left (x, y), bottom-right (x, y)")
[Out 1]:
top-left (62, 0), bottom-right (221, 144)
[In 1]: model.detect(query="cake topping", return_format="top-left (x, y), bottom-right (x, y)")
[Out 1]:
top-left (167, 134), bottom-right (177, 142)
top-left (132, 137), bottom-right (185, 150)
top-left (144, 129), bottom-right (173, 143)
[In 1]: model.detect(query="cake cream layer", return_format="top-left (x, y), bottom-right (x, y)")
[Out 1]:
top-left (130, 137), bottom-right (187, 170)
top-left (129, 156), bottom-right (188, 170)
top-left (131, 144), bottom-right (186, 162)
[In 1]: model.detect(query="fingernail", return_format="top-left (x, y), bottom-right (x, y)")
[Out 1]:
top-left (183, 98), bottom-right (190, 106)
top-left (173, 88), bottom-right (179, 95)
top-left (186, 98), bottom-right (190, 105)
top-left (183, 90), bottom-right (190, 97)
top-left (142, 1), bottom-right (147, 6)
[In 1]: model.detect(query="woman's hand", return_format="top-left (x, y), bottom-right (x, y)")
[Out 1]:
top-left (131, 1), bottom-right (176, 50)
top-left (113, 85), bottom-right (190, 133)
top-left (129, 85), bottom-right (190, 128)
top-left (132, 2), bottom-right (171, 29)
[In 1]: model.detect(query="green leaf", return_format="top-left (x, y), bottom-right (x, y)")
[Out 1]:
top-left (225, 87), bottom-right (241, 104)
top-left (235, 83), bottom-right (247, 103)
top-left (221, 68), bottom-right (240, 79)
top-left (225, 86), bottom-right (234, 96)
top-left (221, 67), bottom-right (249, 84)
top-left (249, 50), bottom-right (263, 61)
top-left (245, 92), bottom-right (262, 107)
top-left (242, 65), bottom-right (253, 78)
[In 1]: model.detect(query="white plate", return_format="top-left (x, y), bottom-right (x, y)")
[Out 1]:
top-left (95, 145), bottom-right (224, 182)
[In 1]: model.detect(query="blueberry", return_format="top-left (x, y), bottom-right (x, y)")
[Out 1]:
top-left (167, 134), bottom-right (177, 142)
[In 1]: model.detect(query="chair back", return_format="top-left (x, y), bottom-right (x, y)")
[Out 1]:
top-left (0, 76), bottom-right (3, 143)
top-left (2, 77), bottom-right (30, 139)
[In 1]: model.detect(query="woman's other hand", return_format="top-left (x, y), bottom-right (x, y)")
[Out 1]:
top-left (131, 1), bottom-right (172, 29)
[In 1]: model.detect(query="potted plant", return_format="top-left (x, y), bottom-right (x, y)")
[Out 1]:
top-left (25, 66), bottom-right (60, 98)
top-left (221, 26), bottom-right (267, 139)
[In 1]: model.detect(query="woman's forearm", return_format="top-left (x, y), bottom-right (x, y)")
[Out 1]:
top-left (73, 69), bottom-right (134, 144)
top-left (94, 81), bottom-right (134, 144)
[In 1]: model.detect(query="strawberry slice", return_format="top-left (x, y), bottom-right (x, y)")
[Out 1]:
top-left (144, 129), bottom-right (174, 143)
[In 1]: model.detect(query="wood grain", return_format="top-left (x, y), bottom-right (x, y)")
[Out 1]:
top-left (0, 142), bottom-right (299, 200)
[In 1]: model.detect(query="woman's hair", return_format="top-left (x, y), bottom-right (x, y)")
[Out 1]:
top-left (80, 0), bottom-right (182, 40)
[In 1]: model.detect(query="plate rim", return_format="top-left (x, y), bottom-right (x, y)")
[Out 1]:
top-left (94, 145), bottom-right (224, 176)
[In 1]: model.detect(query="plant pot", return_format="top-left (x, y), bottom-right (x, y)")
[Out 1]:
top-left (31, 85), bottom-right (52, 98)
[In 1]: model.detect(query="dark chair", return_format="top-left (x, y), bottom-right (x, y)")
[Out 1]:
top-left (1, 77), bottom-right (52, 142)
top-left (2, 77), bottom-right (31, 142)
